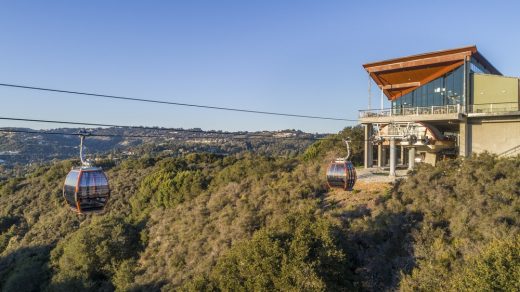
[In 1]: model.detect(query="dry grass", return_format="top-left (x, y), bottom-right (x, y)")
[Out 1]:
top-left (325, 181), bottom-right (391, 211)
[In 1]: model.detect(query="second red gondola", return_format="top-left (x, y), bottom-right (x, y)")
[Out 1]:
top-left (325, 138), bottom-right (357, 191)
top-left (326, 160), bottom-right (357, 191)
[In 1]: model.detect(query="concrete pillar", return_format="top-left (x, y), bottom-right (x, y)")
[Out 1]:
top-left (377, 144), bottom-right (383, 168)
top-left (400, 145), bottom-right (404, 165)
top-left (408, 147), bottom-right (416, 170)
top-left (389, 138), bottom-right (396, 177)
top-left (381, 147), bottom-right (387, 167)
top-left (459, 120), bottom-right (471, 157)
top-left (364, 124), bottom-right (373, 168)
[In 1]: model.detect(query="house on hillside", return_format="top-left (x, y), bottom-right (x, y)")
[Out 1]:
top-left (359, 46), bottom-right (520, 175)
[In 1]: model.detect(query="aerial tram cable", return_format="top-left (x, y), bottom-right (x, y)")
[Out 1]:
top-left (63, 131), bottom-right (111, 214)
top-left (0, 82), bottom-right (359, 122)
top-left (0, 128), bottom-right (159, 138)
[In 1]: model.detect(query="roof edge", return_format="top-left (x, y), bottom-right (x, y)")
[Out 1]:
top-left (363, 45), bottom-right (478, 69)
top-left (473, 51), bottom-right (501, 75)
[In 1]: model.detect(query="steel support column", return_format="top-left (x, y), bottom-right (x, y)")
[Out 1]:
top-left (364, 124), bottom-right (373, 168)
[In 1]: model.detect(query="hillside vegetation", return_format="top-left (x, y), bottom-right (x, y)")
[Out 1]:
top-left (0, 126), bottom-right (518, 291)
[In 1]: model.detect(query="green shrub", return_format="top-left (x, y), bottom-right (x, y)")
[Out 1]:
top-left (0, 246), bottom-right (51, 292)
top-left (130, 168), bottom-right (207, 217)
top-left (301, 126), bottom-right (364, 165)
top-left (397, 154), bottom-right (520, 291)
top-left (49, 216), bottom-right (140, 291)
top-left (112, 259), bottom-right (137, 292)
top-left (211, 211), bottom-right (357, 291)
top-left (450, 236), bottom-right (520, 291)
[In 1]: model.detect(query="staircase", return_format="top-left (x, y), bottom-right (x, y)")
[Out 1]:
top-left (499, 144), bottom-right (520, 157)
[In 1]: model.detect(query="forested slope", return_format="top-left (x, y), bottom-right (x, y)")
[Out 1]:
top-left (0, 127), bottom-right (518, 291)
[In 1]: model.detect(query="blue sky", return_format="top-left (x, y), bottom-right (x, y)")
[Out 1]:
top-left (1, 0), bottom-right (520, 133)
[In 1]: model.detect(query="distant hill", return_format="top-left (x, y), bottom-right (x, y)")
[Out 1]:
top-left (0, 127), bottom-right (325, 167)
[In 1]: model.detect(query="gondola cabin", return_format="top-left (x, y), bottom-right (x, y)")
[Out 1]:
top-left (63, 167), bottom-right (110, 214)
top-left (326, 159), bottom-right (357, 191)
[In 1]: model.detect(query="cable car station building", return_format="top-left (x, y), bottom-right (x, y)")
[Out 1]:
top-left (359, 46), bottom-right (520, 175)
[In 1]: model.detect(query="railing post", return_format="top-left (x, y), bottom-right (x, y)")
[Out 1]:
top-left (431, 106), bottom-right (434, 114)
top-left (490, 103), bottom-right (493, 113)
top-left (416, 107), bottom-right (419, 115)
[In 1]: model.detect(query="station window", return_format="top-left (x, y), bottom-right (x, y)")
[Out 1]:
top-left (391, 64), bottom-right (464, 109)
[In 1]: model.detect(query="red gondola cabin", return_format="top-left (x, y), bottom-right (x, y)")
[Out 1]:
top-left (326, 160), bottom-right (357, 191)
top-left (63, 167), bottom-right (110, 214)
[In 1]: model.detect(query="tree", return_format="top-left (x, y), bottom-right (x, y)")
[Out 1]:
top-left (49, 216), bottom-right (140, 291)
top-left (211, 211), bottom-right (357, 291)
top-left (450, 236), bottom-right (520, 291)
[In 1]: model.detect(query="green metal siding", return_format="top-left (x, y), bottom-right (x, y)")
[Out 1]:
top-left (472, 74), bottom-right (518, 104)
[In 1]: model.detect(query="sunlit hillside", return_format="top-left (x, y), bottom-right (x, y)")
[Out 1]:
top-left (0, 128), bottom-right (518, 291)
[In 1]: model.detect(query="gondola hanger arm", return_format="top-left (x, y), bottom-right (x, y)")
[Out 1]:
top-left (344, 137), bottom-right (351, 160)
top-left (78, 130), bottom-right (93, 167)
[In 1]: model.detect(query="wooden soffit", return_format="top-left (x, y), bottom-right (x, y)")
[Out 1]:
top-left (363, 45), bottom-right (500, 101)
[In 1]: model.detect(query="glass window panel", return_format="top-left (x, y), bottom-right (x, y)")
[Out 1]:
top-left (437, 84), bottom-right (443, 105)
top-left (80, 172), bottom-right (92, 187)
top-left (422, 85), bottom-right (427, 106)
top-left (333, 164), bottom-right (340, 176)
top-left (446, 72), bottom-right (453, 98)
top-left (336, 164), bottom-right (345, 176)
top-left (93, 172), bottom-right (108, 186)
top-left (471, 57), bottom-right (490, 74)
top-left (421, 81), bottom-right (434, 106)
top-left (452, 66), bottom-right (463, 104)
top-left (329, 164), bottom-right (337, 176)
top-left (65, 171), bottom-right (79, 186)
top-left (429, 81), bottom-right (433, 106)
top-left (435, 78), bottom-right (443, 107)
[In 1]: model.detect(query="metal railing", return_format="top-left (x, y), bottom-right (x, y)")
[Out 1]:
top-left (359, 102), bottom-right (519, 118)
top-left (359, 104), bottom-right (462, 118)
top-left (468, 102), bottom-right (519, 114)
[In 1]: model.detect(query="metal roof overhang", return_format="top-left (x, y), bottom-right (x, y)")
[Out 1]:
top-left (363, 46), bottom-right (501, 101)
